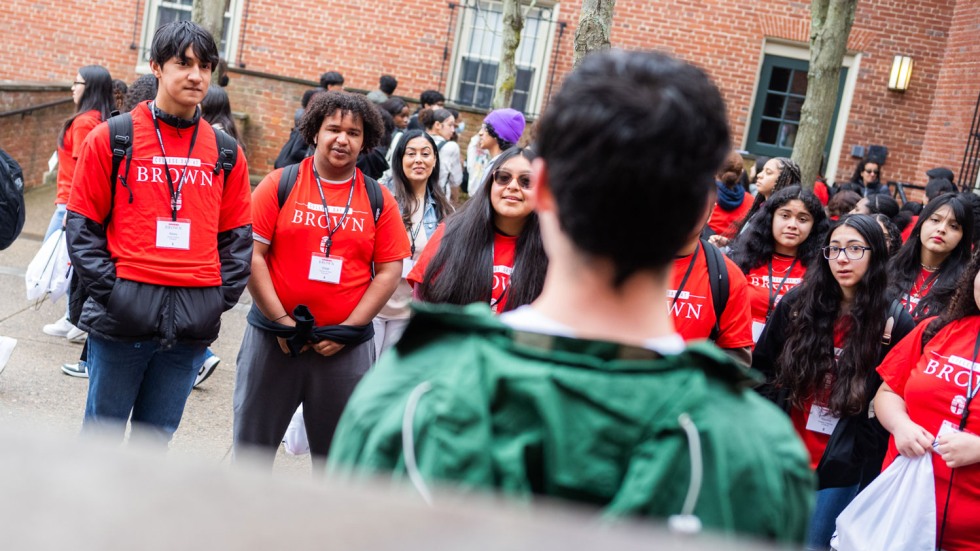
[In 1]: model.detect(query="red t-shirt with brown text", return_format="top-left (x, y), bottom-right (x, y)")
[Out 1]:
top-left (669, 246), bottom-right (753, 349)
top-left (744, 254), bottom-right (807, 342)
top-left (878, 316), bottom-right (980, 551)
top-left (252, 158), bottom-right (410, 326)
top-left (790, 318), bottom-right (849, 468)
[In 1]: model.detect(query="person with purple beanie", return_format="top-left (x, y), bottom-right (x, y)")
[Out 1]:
top-left (468, 108), bottom-right (526, 196)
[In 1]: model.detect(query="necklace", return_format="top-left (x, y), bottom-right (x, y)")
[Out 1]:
top-left (921, 263), bottom-right (940, 272)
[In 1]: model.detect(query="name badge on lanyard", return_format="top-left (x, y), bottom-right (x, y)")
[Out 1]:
top-left (156, 218), bottom-right (191, 250)
top-left (806, 404), bottom-right (840, 435)
top-left (752, 320), bottom-right (766, 343)
top-left (309, 254), bottom-right (343, 284)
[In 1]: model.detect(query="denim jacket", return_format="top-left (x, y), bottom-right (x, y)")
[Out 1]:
top-left (381, 180), bottom-right (442, 242)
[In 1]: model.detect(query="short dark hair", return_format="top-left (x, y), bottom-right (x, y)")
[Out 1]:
top-left (320, 71), bottom-right (345, 88)
top-left (298, 91), bottom-right (384, 152)
top-left (123, 73), bottom-right (159, 112)
top-left (419, 90), bottom-right (445, 107)
top-left (925, 177), bottom-right (956, 201)
top-left (379, 75), bottom-right (398, 95)
top-left (301, 88), bottom-right (323, 109)
top-left (150, 21), bottom-right (219, 71)
top-left (536, 50), bottom-right (730, 284)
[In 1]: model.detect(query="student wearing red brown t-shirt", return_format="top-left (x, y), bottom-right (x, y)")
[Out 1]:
top-left (875, 253), bottom-right (980, 551)
top-left (887, 193), bottom-right (973, 323)
top-left (408, 147), bottom-right (546, 314)
top-left (233, 91), bottom-right (409, 468)
top-left (65, 22), bottom-right (252, 444)
top-left (729, 185), bottom-right (828, 343)
top-left (42, 65), bottom-right (115, 343)
top-left (754, 215), bottom-right (914, 549)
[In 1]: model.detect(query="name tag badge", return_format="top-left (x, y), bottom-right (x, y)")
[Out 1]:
top-left (309, 254), bottom-right (343, 284)
top-left (156, 218), bottom-right (191, 250)
top-left (933, 419), bottom-right (962, 450)
top-left (401, 258), bottom-right (415, 279)
top-left (751, 321), bottom-right (766, 343)
top-left (806, 404), bottom-right (840, 435)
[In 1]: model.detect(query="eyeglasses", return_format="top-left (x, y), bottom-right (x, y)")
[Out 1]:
top-left (492, 170), bottom-right (532, 189)
top-left (863, 168), bottom-right (879, 175)
top-left (71, 81), bottom-right (85, 87)
top-left (822, 245), bottom-right (872, 260)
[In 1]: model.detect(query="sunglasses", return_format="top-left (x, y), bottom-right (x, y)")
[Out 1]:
top-left (492, 170), bottom-right (532, 189)
top-left (863, 168), bottom-right (879, 175)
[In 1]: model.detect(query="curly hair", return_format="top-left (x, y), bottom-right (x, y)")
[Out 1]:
top-left (775, 214), bottom-right (891, 416)
top-left (730, 185), bottom-right (830, 273)
top-left (873, 213), bottom-right (903, 256)
top-left (737, 156), bottom-right (801, 234)
top-left (298, 91), bottom-right (384, 152)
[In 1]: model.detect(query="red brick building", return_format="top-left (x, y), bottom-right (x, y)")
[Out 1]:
top-left (2, 0), bottom-right (979, 196)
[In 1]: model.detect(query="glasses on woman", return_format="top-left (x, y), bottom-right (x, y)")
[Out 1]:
top-left (492, 170), bottom-right (532, 189)
top-left (863, 168), bottom-right (879, 175)
top-left (822, 245), bottom-right (871, 260)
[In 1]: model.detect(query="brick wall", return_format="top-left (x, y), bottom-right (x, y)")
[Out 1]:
top-left (0, 87), bottom-right (75, 190)
top-left (1, 0), bottom-right (975, 190)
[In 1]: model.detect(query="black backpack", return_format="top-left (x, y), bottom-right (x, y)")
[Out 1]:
top-left (273, 127), bottom-right (312, 169)
top-left (0, 149), bottom-right (25, 250)
top-left (700, 238), bottom-right (729, 342)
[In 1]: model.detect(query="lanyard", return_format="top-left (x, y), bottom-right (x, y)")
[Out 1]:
top-left (671, 242), bottom-right (700, 310)
top-left (766, 256), bottom-right (798, 320)
top-left (908, 269), bottom-right (940, 317)
top-left (310, 162), bottom-right (356, 258)
top-left (407, 195), bottom-right (426, 257)
top-left (150, 103), bottom-right (200, 221)
top-left (960, 330), bottom-right (980, 430)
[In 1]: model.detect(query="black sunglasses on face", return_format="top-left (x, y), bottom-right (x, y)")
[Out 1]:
top-left (493, 170), bottom-right (532, 189)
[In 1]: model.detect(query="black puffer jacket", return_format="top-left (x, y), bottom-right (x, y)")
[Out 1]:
top-left (65, 211), bottom-right (252, 347)
top-left (752, 287), bottom-right (915, 490)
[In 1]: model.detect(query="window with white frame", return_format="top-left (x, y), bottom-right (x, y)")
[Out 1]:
top-left (446, 1), bottom-right (559, 116)
top-left (138, 0), bottom-right (243, 66)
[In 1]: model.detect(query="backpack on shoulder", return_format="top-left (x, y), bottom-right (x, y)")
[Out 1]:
top-left (700, 238), bottom-right (729, 342)
top-left (274, 127), bottom-right (312, 169)
top-left (0, 148), bottom-right (26, 250)
top-left (276, 162), bottom-right (383, 223)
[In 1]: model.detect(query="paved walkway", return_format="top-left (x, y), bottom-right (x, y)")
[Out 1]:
top-left (0, 181), bottom-right (307, 474)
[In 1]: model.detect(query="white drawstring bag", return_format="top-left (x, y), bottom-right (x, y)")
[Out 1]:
top-left (25, 229), bottom-right (71, 303)
top-left (831, 454), bottom-right (936, 551)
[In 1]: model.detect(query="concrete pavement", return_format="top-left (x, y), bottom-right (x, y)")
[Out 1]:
top-left (0, 181), bottom-right (308, 473)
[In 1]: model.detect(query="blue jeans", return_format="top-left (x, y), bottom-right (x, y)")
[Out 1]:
top-left (44, 203), bottom-right (66, 240)
top-left (83, 335), bottom-right (205, 445)
top-left (806, 484), bottom-right (860, 550)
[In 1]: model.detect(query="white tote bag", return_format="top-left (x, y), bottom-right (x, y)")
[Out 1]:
top-left (282, 405), bottom-right (310, 456)
top-left (25, 229), bottom-right (71, 303)
top-left (831, 454), bottom-right (936, 551)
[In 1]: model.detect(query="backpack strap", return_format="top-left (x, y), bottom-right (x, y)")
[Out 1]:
top-left (106, 113), bottom-right (134, 227)
top-left (277, 162), bottom-right (301, 209)
top-left (212, 127), bottom-right (238, 182)
top-left (437, 140), bottom-right (449, 152)
top-left (364, 174), bottom-right (383, 223)
top-left (700, 238), bottom-right (729, 342)
top-left (882, 299), bottom-right (904, 346)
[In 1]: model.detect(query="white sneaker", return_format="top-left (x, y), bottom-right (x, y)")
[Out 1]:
top-left (42, 316), bottom-right (74, 338)
top-left (66, 326), bottom-right (87, 344)
top-left (0, 336), bottom-right (16, 375)
top-left (61, 361), bottom-right (88, 378)
top-left (194, 354), bottom-right (220, 388)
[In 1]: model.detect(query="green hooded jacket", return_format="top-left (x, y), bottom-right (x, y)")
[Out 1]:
top-left (329, 304), bottom-right (814, 542)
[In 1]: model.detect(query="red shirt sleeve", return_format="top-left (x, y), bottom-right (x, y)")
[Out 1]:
top-left (407, 223), bottom-right (445, 288)
top-left (70, 111), bottom-right (101, 159)
top-left (250, 168), bottom-right (282, 244)
top-left (715, 255), bottom-right (754, 349)
top-left (877, 317), bottom-right (935, 397)
top-left (67, 124), bottom-right (113, 223)
top-left (218, 143), bottom-right (252, 232)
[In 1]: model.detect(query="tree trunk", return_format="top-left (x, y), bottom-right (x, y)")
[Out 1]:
top-left (192, 0), bottom-right (226, 48)
top-left (493, 0), bottom-right (524, 110)
top-left (573, 0), bottom-right (616, 67)
top-left (792, 0), bottom-right (857, 190)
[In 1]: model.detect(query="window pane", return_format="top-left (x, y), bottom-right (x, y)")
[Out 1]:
top-left (458, 83), bottom-right (476, 106)
top-left (475, 85), bottom-right (494, 109)
top-left (461, 59), bottom-right (480, 82)
top-left (515, 67), bottom-right (533, 91)
top-left (790, 70), bottom-right (808, 96)
top-left (512, 91), bottom-right (528, 113)
top-left (758, 120), bottom-right (780, 145)
top-left (763, 94), bottom-right (785, 118)
top-left (779, 123), bottom-right (798, 148)
top-left (769, 67), bottom-right (791, 93)
top-left (785, 96), bottom-right (804, 121)
top-left (480, 63), bottom-right (498, 86)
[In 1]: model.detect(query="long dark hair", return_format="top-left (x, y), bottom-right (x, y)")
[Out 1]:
top-left (923, 248), bottom-right (980, 344)
top-left (201, 86), bottom-right (239, 142)
top-left (887, 193), bottom-right (974, 320)
top-left (730, 185), bottom-right (830, 273)
top-left (850, 157), bottom-right (881, 188)
top-left (774, 215), bottom-right (891, 416)
top-left (59, 65), bottom-right (114, 147)
top-left (417, 147), bottom-right (546, 311)
top-left (737, 156), bottom-right (801, 233)
top-left (389, 130), bottom-right (452, 225)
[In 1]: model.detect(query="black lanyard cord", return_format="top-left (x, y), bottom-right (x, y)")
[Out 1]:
top-left (407, 196), bottom-right (426, 257)
top-left (310, 162), bottom-right (356, 258)
top-left (150, 103), bottom-right (201, 221)
top-left (766, 256), bottom-right (798, 321)
top-left (671, 243), bottom-right (700, 310)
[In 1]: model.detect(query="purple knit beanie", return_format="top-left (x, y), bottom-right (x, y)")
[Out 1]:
top-left (483, 108), bottom-right (526, 145)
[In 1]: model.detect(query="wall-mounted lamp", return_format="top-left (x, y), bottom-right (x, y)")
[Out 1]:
top-left (888, 55), bottom-right (914, 92)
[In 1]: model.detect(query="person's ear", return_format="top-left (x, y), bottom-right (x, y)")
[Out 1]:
top-left (531, 158), bottom-right (553, 214)
top-left (149, 60), bottom-right (163, 80)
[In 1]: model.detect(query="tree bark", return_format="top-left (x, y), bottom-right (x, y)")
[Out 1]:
top-left (192, 0), bottom-right (227, 48)
top-left (792, 0), bottom-right (857, 190)
top-left (493, 0), bottom-right (524, 109)
top-left (573, 0), bottom-right (616, 67)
